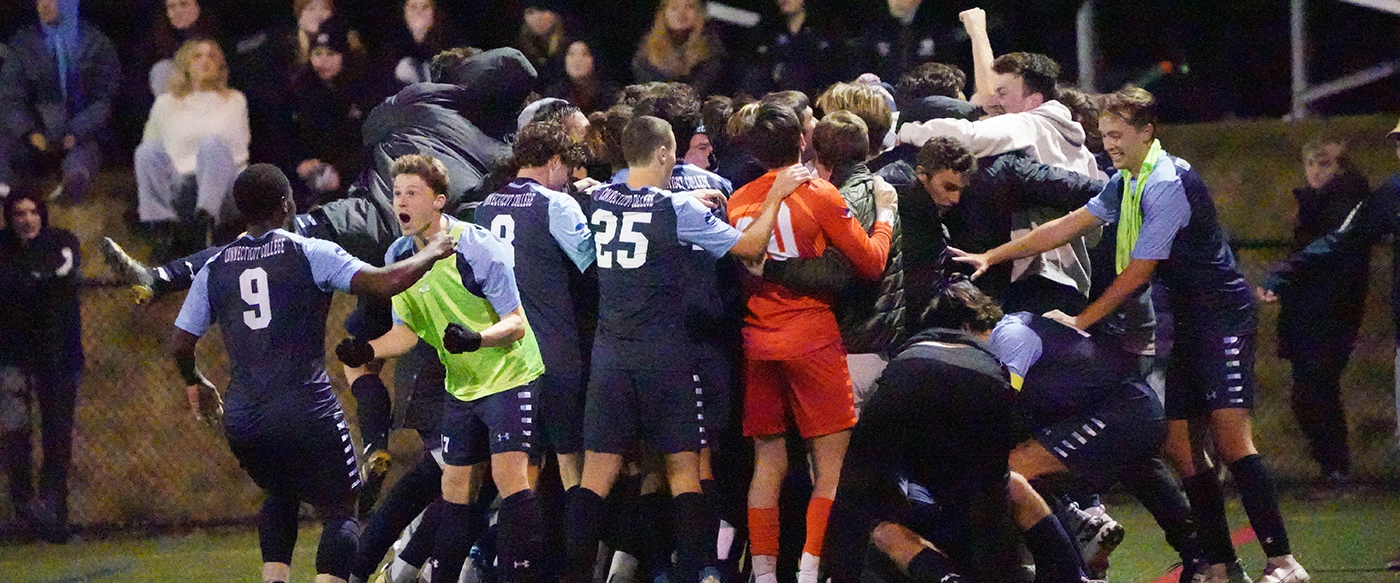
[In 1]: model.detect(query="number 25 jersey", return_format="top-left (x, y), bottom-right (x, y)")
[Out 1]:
top-left (588, 181), bottom-right (742, 370)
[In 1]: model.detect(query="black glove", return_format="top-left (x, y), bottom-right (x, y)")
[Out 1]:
top-left (443, 322), bottom-right (483, 354)
top-left (336, 337), bottom-right (376, 368)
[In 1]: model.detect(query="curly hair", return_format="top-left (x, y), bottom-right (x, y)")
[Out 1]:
top-left (919, 279), bottom-right (1003, 333)
top-left (390, 154), bottom-right (450, 195)
top-left (510, 121), bottom-right (589, 169)
top-left (588, 104), bottom-right (635, 172)
top-left (915, 136), bottom-right (977, 178)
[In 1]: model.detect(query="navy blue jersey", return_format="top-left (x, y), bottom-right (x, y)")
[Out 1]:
top-left (175, 230), bottom-right (367, 433)
top-left (1087, 155), bottom-right (1255, 333)
top-left (475, 178), bottom-right (594, 379)
top-left (588, 180), bottom-right (741, 370)
top-left (670, 163), bottom-right (738, 361)
top-left (990, 312), bottom-right (1140, 427)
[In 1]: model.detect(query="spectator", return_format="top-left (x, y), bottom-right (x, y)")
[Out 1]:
top-left (0, 0), bottom-right (120, 201)
top-left (143, 0), bottom-right (221, 96)
top-left (815, 83), bottom-right (893, 164)
top-left (701, 95), bottom-right (737, 175)
top-left (380, 0), bottom-right (460, 88)
top-left (1264, 139), bottom-right (1370, 498)
top-left (290, 19), bottom-right (381, 210)
top-left (135, 38), bottom-right (249, 259)
top-left (545, 40), bottom-right (618, 114)
top-left (848, 0), bottom-right (953, 84)
top-left (0, 191), bottom-right (83, 544)
top-left (294, 0), bottom-right (362, 66)
top-left (632, 0), bottom-right (728, 97)
top-left (893, 62), bottom-right (968, 110)
top-left (744, 0), bottom-right (839, 98)
top-left (516, 0), bottom-right (571, 86)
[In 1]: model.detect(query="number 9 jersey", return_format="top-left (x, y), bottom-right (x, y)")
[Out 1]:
top-left (174, 229), bottom-right (368, 431)
top-left (588, 181), bottom-right (743, 371)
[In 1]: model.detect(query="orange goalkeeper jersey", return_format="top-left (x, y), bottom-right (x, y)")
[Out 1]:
top-left (728, 169), bottom-right (893, 360)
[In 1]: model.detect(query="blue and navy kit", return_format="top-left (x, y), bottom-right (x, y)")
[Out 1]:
top-left (175, 229), bottom-right (367, 435)
top-left (475, 177), bottom-right (595, 380)
top-left (990, 312), bottom-right (1142, 427)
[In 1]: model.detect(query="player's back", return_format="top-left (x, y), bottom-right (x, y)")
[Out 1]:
top-left (203, 230), bottom-right (343, 428)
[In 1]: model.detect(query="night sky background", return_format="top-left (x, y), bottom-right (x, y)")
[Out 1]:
top-left (3, 0), bottom-right (1396, 122)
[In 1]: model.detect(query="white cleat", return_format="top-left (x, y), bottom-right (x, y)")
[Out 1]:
top-left (1256, 555), bottom-right (1309, 583)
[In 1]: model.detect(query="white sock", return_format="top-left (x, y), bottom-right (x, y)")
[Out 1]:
top-left (717, 519), bottom-right (736, 560)
top-left (608, 550), bottom-right (640, 583)
top-left (389, 556), bottom-right (421, 583)
top-left (797, 552), bottom-right (820, 583)
top-left (753, 554), bottom-right (778, 583)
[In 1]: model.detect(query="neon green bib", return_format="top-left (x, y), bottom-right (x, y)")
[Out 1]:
top-left (1115, 139), bottom-right (1164, 273)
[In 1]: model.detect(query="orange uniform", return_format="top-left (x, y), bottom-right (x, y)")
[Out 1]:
top-left (728, 169), bottom-right (893, 438)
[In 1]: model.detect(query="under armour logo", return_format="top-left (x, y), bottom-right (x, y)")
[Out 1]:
top-left (515, 560), bottom-right (531, 568)
top-left (496, 432), bottom-right (511, 442)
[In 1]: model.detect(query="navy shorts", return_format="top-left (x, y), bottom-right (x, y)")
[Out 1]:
top-left (584, 368), bottom-right (706, 455)
top-left (1034, 383), bottom-right (1165, 491)
top-left (538, 372), bottom-right (586, 455)
top-left (226, 410), bottom-right (360, 509)
top-left (439, 378), bottom-right (541, 467)
top-left (1165, 330), bottom-right (1257, 420)
top-left (694, 357), bottom-right (733, 437)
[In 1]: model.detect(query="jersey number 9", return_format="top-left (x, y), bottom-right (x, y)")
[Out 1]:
top-left (240, 267), bottom-right (272, 330)
top-left (592, 209), bottom-right (651, 269)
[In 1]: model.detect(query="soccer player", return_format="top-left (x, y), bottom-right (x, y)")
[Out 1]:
top-left (564, 115), bottom-right (805, 583)
top-left (728, 103), bottom-right (897, 583)
top-left (334, 154), bottom-right (547, 583)
top-left (169, 164), bottom-right (455, 583)
top-left (953, 86), bottom-right (1308, 583)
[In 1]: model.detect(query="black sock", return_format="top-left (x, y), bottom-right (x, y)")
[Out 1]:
top-left (352, 454), bottom-right (443, 579)
top-left (566, 487), bottom-right (606, 583)
top-left (351, 375), bottom-right (393, 452)
top-left (401, 499), bottom-right (444, 568)
top-left (906, 548), bottom-right (961, 583)
top-left (637, 492), bottom-right (674, 577)
top-left (315, 511), bottom-right (360, 579)
top-left (259, 493), bottom-right (300, 566)
top-left (603, 475), bottom-right (642, 552)
top-left (1023, 514), bottom-right (1088, 583)
top-left (499, 490), bottom-right (543, 583)
top-left (1228, 455), bottom-right (1291, 557)
top-left (430, 501), bottom-right (484, 583)
top-left (673, 492), bottom-right (718, 583)
top-left (1120, 458), bottom-right (1202, 566)
top-left (1181, 472), bottom-right (1237, 565)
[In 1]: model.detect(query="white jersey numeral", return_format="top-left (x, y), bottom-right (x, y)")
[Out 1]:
top-left (239, 267), bottom-right (272, 330)
top-left (490, 214), bottom-right (516, 244)
top-left (591, 209), bottom-right (653, 269)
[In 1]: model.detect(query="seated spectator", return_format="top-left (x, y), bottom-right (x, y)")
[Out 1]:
top-left (380, 0), bottom-right (460, 88)
top-left (135, 38), bottom-right (249, 259)
top-left (848, 0), bottom-right (954, 84)
top-left (144, 0), bottom-right (221, 96)
top-left (290, 19), bottom-right (381, 210)
top-left (744, 0), bottom-right (839, 99)
top-left (545, 39), bottom-right (617, 114)
top-left (0, 0), bottom-right (119, 201)
top-left (632, 0), bottom-right (728, 97)
top-left (516, 0), bottom-right (571, 86)
top-left (294, 0), bottom-right (362, 66)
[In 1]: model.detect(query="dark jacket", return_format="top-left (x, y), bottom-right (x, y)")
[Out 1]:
top-left (631, 26), bottom-right (728, 97)
top-left (766, 163), bottom-right (906, 354)
top-left (0, 228), bottom-right (84, 375)
top-left (846, 5), bottom-right (956, 84)
top-left (1271, 172), bottom-right (1371, 357)
top-left (743, 15), bottom-right (841, 98)
top-left (0, 20), bottom-right (120, 143)
top-left (289, 64), bottom-right (383, 187)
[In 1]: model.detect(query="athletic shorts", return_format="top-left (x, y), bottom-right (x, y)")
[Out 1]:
top-left (695, 357), bottom-right (733, 437)
top-left (584, 368), bottom-right (706, 454)
top-left (1165, 330), bottom-right (1257, 420)
top-left (439, 378), bottom-right (541, 467)
top-left (743, 340), bottom-right (857, 439)
top-left (1034, 383), bottom-right (1165, 491)
top-left (226, 410), bottom-right (359, 509)
top-left (538, 372), bottom-right (586, 455)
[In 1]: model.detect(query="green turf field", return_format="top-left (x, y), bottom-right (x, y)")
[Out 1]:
top-left (6, 493), bottom-right (1400, 583)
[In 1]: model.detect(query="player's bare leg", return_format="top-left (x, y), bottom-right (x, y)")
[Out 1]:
top-left (557, 452), bottom-right (583, 490)
top-left (797, 430), bottom-right (849, 583)
top-left (747, 435), bottom-right (788, 583)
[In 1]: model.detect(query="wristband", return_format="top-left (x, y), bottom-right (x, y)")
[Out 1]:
top-left (177, 358), bottom-right (201, 386)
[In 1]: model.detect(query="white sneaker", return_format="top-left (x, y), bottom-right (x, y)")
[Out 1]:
top-left (1257, 555), bottom-right (1309, 583)
top-left (1069, 504), bottom-right (1124, 577)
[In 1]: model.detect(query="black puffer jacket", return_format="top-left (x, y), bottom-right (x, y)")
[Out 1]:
top-left (765, 163), bottom-right (906, 354)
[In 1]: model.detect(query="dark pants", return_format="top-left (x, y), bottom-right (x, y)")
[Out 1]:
top-left (0, 367), bottom-right (79, 526)
top-left (1288, 352), bottom-right (1351, 475)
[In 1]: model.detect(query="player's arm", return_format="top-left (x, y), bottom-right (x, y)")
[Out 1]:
top-left (1055, 258), bottom-right (1157, 332)
top-left (441, 226), bottom-right (531, 354)
top-left (952, 207), bottom-right (1103, 279)
top-left (547, 192), bottom-right (596, 271)
top-left (727, 165), bottom-right (812, 260)
top-left (986, 318), bottom-right (1043, 391)
top-left (1263, 179), bottom-right (1396, 295)
top-left (818, 178), bottom-right (897, 279)
top-left (167, 268), bottom-right (223, 425)
top-left (347, 231), bottom-right (456, 297)
top-left (445, 305), bottom-right (528, 353)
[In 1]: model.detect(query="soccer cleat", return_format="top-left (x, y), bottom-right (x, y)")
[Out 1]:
top-left (1069, 504), bottom-right (1124, 579)
top-left (100, 237), bottom-right (157, 304)
top-left (357, 446), bottom-right (393, 519)
top-left (1213, 560), bottom-right (1253, 583)
top-left (1256, 555), bottom-right (1309, 583)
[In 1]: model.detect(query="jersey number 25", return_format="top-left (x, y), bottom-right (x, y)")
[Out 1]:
top-left (592, 209), bottom-right (651, 269)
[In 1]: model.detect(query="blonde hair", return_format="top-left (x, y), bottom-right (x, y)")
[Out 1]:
top-left (639, 0), bottom-right (712, 79)
top-left (816, 83), bottom-right (892, 154)
top-left (168, 38), bottom-right (231, 98)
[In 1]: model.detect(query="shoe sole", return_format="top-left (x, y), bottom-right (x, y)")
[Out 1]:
top-left (1084, 521), bottom-right (1125, 570)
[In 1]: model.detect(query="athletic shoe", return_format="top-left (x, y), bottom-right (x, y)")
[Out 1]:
top-left (1387, 549), bottom-right (1400, 571)
top-left (357, 446), bottom-right (393, 519)
top-left (1256, 555), bottom-right (1309, 583)
top-left (101, 237), bottom-right (158, 304)
top-left (1219, 560), bottom-right (1253, 583)
top-left (1070, 504), bottom-right (1124, 578)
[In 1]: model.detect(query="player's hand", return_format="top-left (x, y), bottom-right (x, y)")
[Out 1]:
top-left (422, 231), bottom-right (455, 260)
top-left (741, 254), bottom-right (767, 277)
top-left (947, 247), bottom-right (990, 280)
top-left (335, 337), bottom-right (376, 368)
top-left (873, 176), bottom-right (899, 215)
top-left (1254, 286), bottom-right (1279, 303)
top-left (62, 134), bottom-right (76, 150)
top-left (1043, 310), bottom-right (1091, 337)
top-left (684, 188), bottom-right (727, 210)
top-left (29, 133), bottom-right (47, 151)
top-left (767, 164), bottom-right (813, 204)
top-left (443, 322), bottom-right (483, 353)
top-left (959, 8), bottom-right (987, 32)
top-left (186, 376), bottom-right (224, 426)
top-left (573, 177), bottom-right (601, 192)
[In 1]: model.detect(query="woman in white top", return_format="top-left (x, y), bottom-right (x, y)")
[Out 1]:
top-left (134, 38), bottom-right (249, 243)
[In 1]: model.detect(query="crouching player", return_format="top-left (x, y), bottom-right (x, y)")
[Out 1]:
top-left (334, 154), bottom-right (546, 583)
top-left (169, 164), bottom-right (455, 583)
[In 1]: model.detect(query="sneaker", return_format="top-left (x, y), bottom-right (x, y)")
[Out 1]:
top-left (1257, 555), bottom-right (1309, 583)
top-left (1070, 505), bottom-right (1124, 578)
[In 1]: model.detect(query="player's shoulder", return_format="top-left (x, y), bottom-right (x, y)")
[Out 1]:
top-left (386, 234), bottom-right (417, 263)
